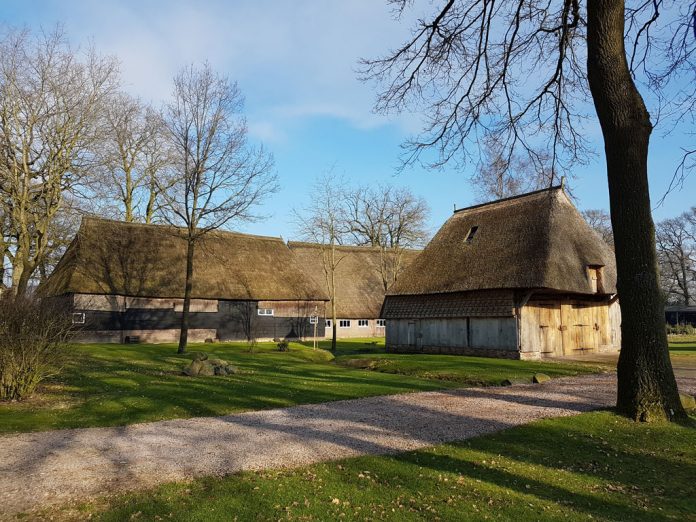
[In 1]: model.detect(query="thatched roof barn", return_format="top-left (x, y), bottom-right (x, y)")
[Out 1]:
top-left (41, 218), bottom-right (328, 343)
top-left (382, 186), bottom-right (621, 359)
top-left (43, 217), bottom-right (327, 301)
top-left (288, 242), bottom-right (420, 337)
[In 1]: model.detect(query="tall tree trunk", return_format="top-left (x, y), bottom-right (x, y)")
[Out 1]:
top-left (178, 238), bottom-right (195, 354)
top-left (587, 0), bottom-right (685, 421)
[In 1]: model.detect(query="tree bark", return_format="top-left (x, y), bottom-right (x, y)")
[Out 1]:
top-left (178, 237), bottom-right (195, 354)
top-left (586, 0), bottom-right (685, 421)
top-left (330, 243), bottom-right (337, 352)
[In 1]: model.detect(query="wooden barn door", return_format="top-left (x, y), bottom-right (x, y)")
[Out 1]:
top-left (561, 302), bottom-right (599, 354)
top-left (535, 303), bottom-right (564, 356)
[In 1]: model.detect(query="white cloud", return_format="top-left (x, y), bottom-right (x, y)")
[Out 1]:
top-left (39, 0), bottom-right (429, 133)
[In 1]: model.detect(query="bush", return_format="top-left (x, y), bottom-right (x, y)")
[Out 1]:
top-left (277, 339), bottom-right (289, 352)
top-left (666, 324), bottom-right (695, 336)
top-left (0, 295), bottom-right (74, 401)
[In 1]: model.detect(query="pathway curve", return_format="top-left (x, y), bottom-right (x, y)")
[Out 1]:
top-left (1, 373), bottom-right (694, 518)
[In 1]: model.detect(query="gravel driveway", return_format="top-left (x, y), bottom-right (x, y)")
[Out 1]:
top-left (1, 373), bottom-right (694, 518)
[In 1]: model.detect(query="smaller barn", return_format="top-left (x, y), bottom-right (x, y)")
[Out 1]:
top-left (40, 218), bottom-right (329, 343)
top-left (381, 186), bottom-right (621, 359)
top-left (288, 242), bottom-right (419, 338)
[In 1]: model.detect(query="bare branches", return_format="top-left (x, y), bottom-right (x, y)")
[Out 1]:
top-left (360, 0), bottom-right (589, 178)
top-left (0, 26), bottom-right (120, 294)
top-left (160, 63), bottom-right (277, 240)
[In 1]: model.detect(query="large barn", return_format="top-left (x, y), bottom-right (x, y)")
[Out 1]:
top-left (40, 218), bottom-right (329, 343)
top-left (288, 242), bottom-right (419, 338)
top-left (381, 186), bottom-right (621, 359)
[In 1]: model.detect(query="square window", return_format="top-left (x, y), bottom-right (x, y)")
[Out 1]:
top-left (358, 319), bottom-right (369, 327)
top-left (72, 312), bottom-right (85, 324)
top-left (339, 320), bottom-right (351, 328)
top-left (257, 308), bottom-right (274, 316)
top-left (376, 319), bottom-right (386, 327)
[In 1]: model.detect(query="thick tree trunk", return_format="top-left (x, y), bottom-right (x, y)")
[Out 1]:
top-left (178, 238), bottom-right (195, 354)
top-left (586, 0), bottom-right (685, 421)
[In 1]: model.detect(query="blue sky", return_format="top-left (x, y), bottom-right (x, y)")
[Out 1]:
top-left (4, 0), bottom-right (695, 239)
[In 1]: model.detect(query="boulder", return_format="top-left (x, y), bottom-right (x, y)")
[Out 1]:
top-left (197, 362), bottom-right (215, 377)
top-left (183, 359), bottom-right (204, 376)
top-left (532, 373), bottom-right (551, 384)
top-left (183, 357), bottom-right (237, 377)
top-left (680, 393), bottom-right (696, 411)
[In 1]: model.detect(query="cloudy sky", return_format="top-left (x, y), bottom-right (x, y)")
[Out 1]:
top-left (4, 0), bottom-right (695, 238)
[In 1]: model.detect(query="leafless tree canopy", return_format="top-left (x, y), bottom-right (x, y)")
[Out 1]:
top-left (581, 208), bottom-right (614, 247)
top-left (470, 134), bottom-right (555, 200)
top-left (0, 27), bottom-right (119, 294)
top-left (95, 93), bottom-right (174, 223)
top-left (656, 209), bottom-right (696, 306)
top-left (361, 1), bottom-right (695, 183)
top-left (161, 64), bottom-right (276, 239)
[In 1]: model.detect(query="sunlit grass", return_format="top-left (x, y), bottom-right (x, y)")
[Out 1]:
top-left (48, 411), bottom-right (696, 521)
top-left (0, 338), bottom-right (601, 434)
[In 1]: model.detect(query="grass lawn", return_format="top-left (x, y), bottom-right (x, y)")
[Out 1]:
top-left (334, 353), bottom-right (602, 387)
top-left (669, 335), bottom-right (696, 356)
top-left (48, 411), bottom-right (696, 522)
top-left (0, 338), bottom-right (602, 434)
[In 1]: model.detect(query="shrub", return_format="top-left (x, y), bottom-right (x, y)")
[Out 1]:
top-left (666, 324), bottom-right (695, 336)
top-left (277, 339), bottom-right (289, 352)
top-left (0, 295), bottom-right (74, 401)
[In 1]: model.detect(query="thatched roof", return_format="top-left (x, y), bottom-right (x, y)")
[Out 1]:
top-left (40, 217), bottom-right (329, 301)
top-left (387, 186), bottom-right (617, 297)
top-left (288, 242), bottom-right (420, 318)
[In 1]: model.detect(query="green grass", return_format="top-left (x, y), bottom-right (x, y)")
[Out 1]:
top-left (669, 335), bottom-right (696, 356)
top-left (0, 338), bottom-right (600, 434)
top-left (49, 411), bottom-right (696, 521)
top-left (334, 353), bottom-right (603, 387)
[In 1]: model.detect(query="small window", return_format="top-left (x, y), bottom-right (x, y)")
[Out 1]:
top-left (376, 319), bottom-right (386, 328)
top-left (326, 319), bottom-right (332, 328)
top-left (358, 319), bottom-right (369, 327)
top-left (339, 320), bottom-right (351, 328)
top-left (257, 308), bottom-right (274, 316)
top-left (465, 226), bottom-right (479, 243)
top-left (587, 265), bottom-right (604, 293)
top-left (72, 312), bottom-right (86, 324)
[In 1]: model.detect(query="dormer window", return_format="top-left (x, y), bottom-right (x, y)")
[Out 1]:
top-left (465, 226), bottom-right (479, 244)
top-left (588, 265), bottom-right (604, 293)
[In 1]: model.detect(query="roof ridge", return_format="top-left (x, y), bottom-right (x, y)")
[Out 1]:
top-left (288, 241), bottom-right (420, 253)
top-left (453, 185), bottom-right (563, 214)
top-left (81, 216), bottom-right (285, 243)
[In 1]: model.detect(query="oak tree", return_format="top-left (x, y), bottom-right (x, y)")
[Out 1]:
top-left (362, 0), bottom-right (694, 420)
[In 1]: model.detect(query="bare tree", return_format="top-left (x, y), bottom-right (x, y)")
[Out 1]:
top-left (361, 0), bottom-right (693, 421)
top-left (471, 134), bottom-right (555, 201)
top-left (293, 172), bottom-right (347, 352)
top-left (582, 209), bottom-right (614, 248)
top-left (0, 27), bottom-right (119, 295)
top-left (345, 184), bottom-right (430, 290)
top-left (656, 214), bottom-right (695, 306)
top-left (96, 93), bottom-right (174, 223)
top-left (161, 63), bottom-right (276, 354)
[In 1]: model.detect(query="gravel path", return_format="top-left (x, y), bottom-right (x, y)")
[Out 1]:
top-left (1, 373), bottom-right (694, 518)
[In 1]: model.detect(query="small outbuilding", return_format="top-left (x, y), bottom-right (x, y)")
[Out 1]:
top-left (40, 218), bottom-right (329, 343)
top-left (288, 242), bottom-right (419, 338)
top-left (381, 185), bottom-right (621, 359)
